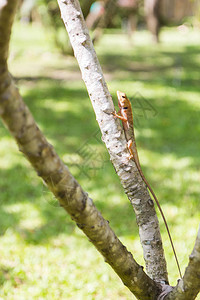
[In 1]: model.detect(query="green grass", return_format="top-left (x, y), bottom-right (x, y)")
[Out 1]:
top-left (0, 22), bottom-right (200, 299)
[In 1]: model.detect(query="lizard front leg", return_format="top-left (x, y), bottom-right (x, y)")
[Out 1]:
top-left (112, 111), bottom-right (128, 122)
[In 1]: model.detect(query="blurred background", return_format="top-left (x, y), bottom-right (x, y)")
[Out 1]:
top-left (0, 0), bottom-right (200, 299)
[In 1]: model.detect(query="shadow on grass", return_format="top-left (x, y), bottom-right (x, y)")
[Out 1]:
top-left (99, 44), bottom-right (200, 92)
top-left (0, 40), bottom-right (199, 245)
top-left (0, 163), bottom-right (138, 244)
top-left (0, 159), bottom-right (198, 245)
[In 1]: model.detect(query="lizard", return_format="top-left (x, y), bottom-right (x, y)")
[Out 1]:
top-left (113, 90), bottom-right (182, 279)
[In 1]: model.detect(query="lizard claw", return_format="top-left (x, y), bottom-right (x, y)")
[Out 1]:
top-left (128, 154), bottom-right (134, 160)
top-left (112, 111), bottom-right (118, 118)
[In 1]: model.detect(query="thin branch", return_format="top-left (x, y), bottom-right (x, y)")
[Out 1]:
top-left (0, 79), bottom-right (159, 300)
top-left (57, 0), bottom-right (168, 283)
top-left (0, 0), bottom-right (162, 299)
top-left (0, 0), bottom-right (18, 66)
top-left (164, 224), bottom-right (200, 300)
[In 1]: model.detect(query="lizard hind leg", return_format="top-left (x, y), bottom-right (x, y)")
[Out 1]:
top-left (127, 140), bottom-right (134, 160)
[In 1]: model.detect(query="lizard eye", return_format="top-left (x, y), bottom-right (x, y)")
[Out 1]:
top-left (122, 95), bottom-right (125, 99)
top-left (122, 107), bottom-right (128, 109)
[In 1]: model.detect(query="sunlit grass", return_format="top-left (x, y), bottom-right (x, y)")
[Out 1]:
top-left (0, 21), bottom-right (200, 298)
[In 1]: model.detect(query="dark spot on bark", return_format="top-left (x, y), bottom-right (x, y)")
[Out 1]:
top-left (124, 268), bottom-right (133, 276)
top-left (36, 170), bottom-right (42, 176)
top-left (148, 199), bottom-right (154, 206)
top-left (155, 239), bottom-right (162, 246)
top-left (81, 40), bottom-right (87, 46)
top-left (101, 248), bottom-right (106, 253)
top-left (77, 223), bottom-right (86, 229)
top-left (57, 190), bottom-right (66, 199)
top-left (144, 240), bottom-right (151, 245)
top-left (80, 193), bottom-right (87, 211)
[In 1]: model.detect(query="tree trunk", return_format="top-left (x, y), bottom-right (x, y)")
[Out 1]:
top-left (144, 0), bottom-right (160, 43)
top-left (57, 0), bottom-right (168, 283)
top-left (0, 0), bottom-right (200, 299)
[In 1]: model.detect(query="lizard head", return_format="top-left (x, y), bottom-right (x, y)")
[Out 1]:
top-left (117, 91), bottom-right (129, 108)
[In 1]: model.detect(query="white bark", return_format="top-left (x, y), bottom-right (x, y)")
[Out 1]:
top-left (1, 0), bottom-right (199, 299)
top-left (57, 0), bottom-right (168, 283)
top-left (0, 0), bottom-right (161, 299)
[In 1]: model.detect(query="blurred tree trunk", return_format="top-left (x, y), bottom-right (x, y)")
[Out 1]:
top-left (87, 0), bottom-right (118, 44)
top-left (81, 0), bottom-right (96, 17)
top-left (0, 0), bottom-right (200, 299)
top-left (118, 0), bottom-right (138, 40)
top-left (20, 0), bottom-right (36, 22)
top-left (144, 0), bottom-right (160, 42)
top-left (159, 0), bottom-right (195, 24)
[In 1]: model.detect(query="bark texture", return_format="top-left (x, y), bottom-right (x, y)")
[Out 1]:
top-left (0, 1), bottom-right (162, 299)
top-left (1, 0), bottom-right (199, 299)
top-left (0, 73), bottom-right (161, 300)
top-left (165, 225), bottom-right (200, 300)
top-left (0, 0), bottom-right (19, 66)
top-left (57, 0), bottom-right (168, 283)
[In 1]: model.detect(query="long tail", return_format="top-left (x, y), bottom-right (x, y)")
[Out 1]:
top-left (135, 159), bottom-right (182, 279)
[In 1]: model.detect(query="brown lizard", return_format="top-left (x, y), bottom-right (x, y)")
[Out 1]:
top-left (113, 90), bottom-right (182, 279)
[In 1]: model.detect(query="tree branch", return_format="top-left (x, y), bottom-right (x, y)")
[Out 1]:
top-left (57, 0), bottom-right (168, 283)
top-left (2, 1), bottom-right (199, 299)
top-left (0, 0), bottom-right (162, 298)
top-left (0, 0), bottom-right (18, 66)
top-left (164, 224), bottom-right (200, 300)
